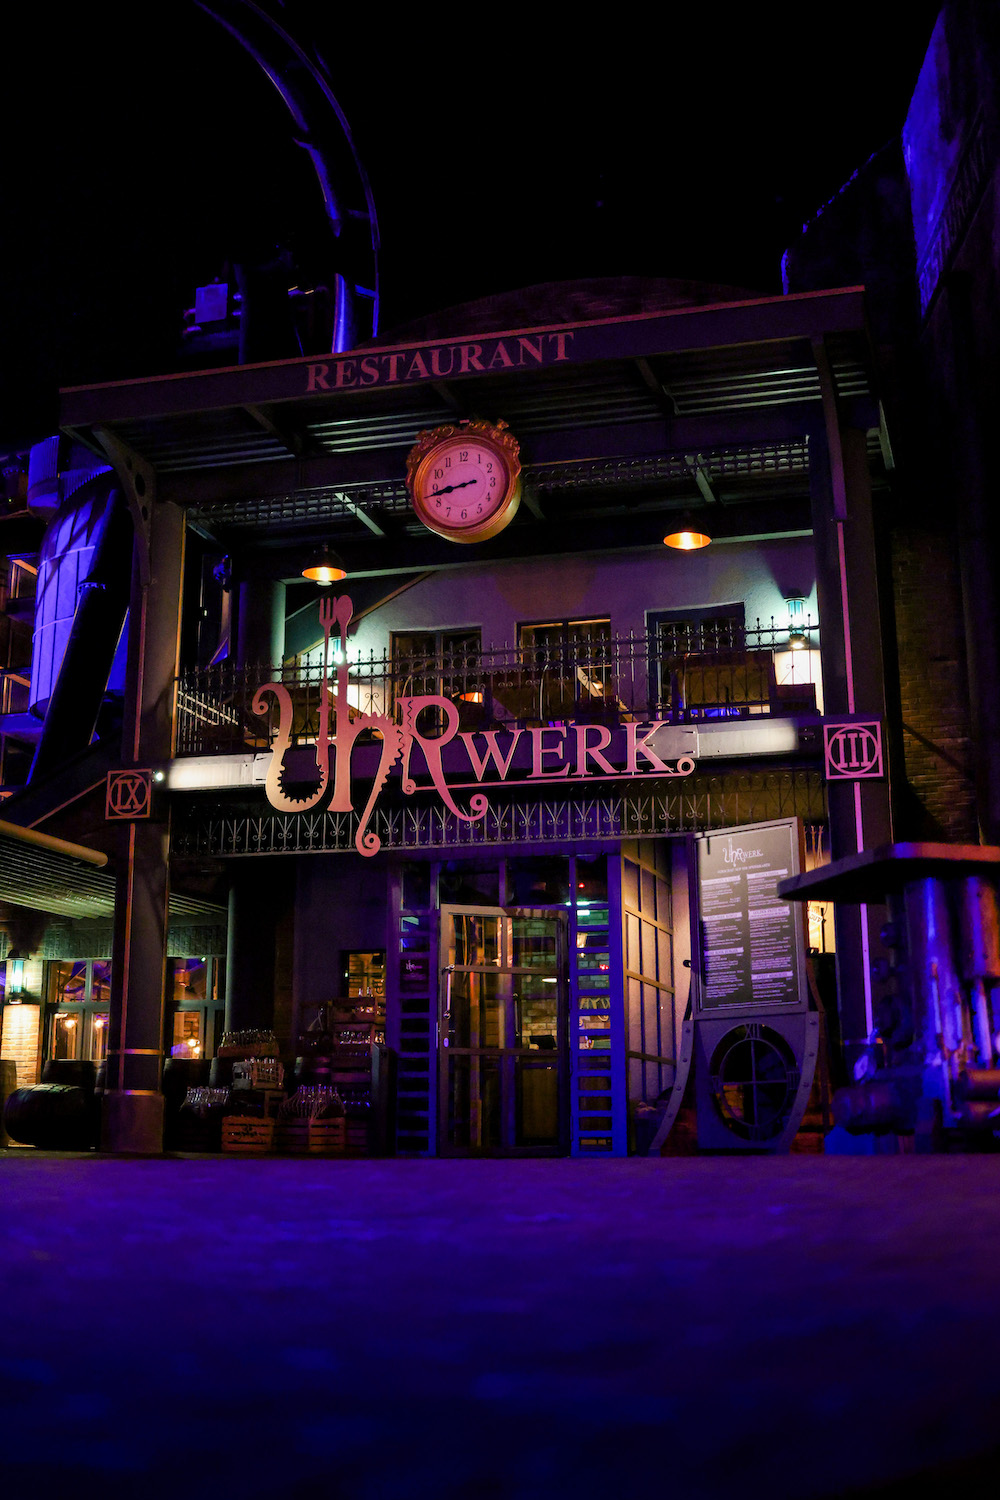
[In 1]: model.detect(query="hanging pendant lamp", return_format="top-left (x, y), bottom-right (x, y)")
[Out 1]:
top-left (302, 542), bottom-right (347, 584)
top-left (663, 520), bottom-right (711, 551)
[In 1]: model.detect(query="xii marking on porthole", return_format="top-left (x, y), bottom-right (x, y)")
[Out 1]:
top-left (823, 721), bottom-right (884, 780)
top-left (106, 769), bottom-right (153, 820)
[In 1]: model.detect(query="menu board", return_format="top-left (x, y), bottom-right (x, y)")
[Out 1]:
top-left (696, 820), bottom-right (804, 1011)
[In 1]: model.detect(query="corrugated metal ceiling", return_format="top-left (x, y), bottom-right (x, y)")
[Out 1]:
top-left (106, 337), bottom-right (871, 476)
top-left (0, 827), bottom-right (225, 922)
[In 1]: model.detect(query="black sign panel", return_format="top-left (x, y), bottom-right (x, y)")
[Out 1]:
top-left (695, 819), bottom-right (805, 1012)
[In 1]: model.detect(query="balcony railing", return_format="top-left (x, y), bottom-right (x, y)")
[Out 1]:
top-left (174, 619), bottom-right (822, 759)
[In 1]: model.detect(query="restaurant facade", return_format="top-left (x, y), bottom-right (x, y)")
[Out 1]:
top-left (0, 279), bottom-right (897, 1155)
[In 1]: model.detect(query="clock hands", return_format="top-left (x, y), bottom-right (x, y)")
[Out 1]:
top-left (430, 478), bottom-right (479, 497)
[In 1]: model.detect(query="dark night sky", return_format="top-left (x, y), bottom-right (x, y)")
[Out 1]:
top-left (2, 1), bottom-right (943, 445)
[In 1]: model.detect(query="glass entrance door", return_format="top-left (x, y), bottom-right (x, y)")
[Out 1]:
top-left (439, 906), bottom-right (567, 1155)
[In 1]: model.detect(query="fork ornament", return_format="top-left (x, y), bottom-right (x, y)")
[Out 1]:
top-left (251, 594), bottom-right (344, 813)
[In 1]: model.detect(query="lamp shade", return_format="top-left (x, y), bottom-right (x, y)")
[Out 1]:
top-left (302, 544), bottom-right (347, 584)
top-left (663, 527), bottom-right (711, 551)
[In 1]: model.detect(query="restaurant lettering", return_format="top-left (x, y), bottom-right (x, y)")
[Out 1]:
top-left (253, 596), bottom-right (694, 857)
top-left (305, 331), bottom-right (576, 394)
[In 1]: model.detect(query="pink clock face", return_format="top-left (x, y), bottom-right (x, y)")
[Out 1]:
top-left (416, 437), bottom-right (513, 535)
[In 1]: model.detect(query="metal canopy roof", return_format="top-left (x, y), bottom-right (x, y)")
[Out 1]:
top-left (59, 287), bottom-right (879, 564)
top-left (0, 818), bottom-right (225, 923)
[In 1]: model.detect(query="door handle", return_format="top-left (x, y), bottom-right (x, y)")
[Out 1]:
top-left (442, 965), bottom-right (454, 1047)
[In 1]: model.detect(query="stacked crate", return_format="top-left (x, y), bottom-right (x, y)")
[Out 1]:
top-left (217, 1031), bottom-right (281, 1154)
top-left (327, 1023), bottom-right (380, 1155)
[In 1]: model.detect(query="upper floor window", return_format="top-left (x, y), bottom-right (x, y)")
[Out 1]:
top-left (650, 604), bottom-right (745, 660)
top-left (391, 628), bottom-right (482, 727)
top-left (649, 604), bottom-right (760, 719)
top-left (515, 617), bottom-right (613, 723)
top-left (648, 604), bottom-right (821, 719)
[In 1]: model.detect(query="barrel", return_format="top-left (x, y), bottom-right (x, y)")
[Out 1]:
top-left (3, 1084), bottom-right (98, 1149)
top-left (162, 1057), bottom-right (212, 1149)
top-left (1, 1058), bottom-right (18, 1147)
top-left (956, 1099), bottom-right (1000, 1131)
top-left (162, 1056), bottom-right (212, 1097)
top-left (293, 1056), bottom-right (333, 1087)
top-left (209, 1056), bottom-right (234, 1089)
top-left (174, 1094), bottom-right (226, 1153)
top-left (41, 1058), bottom-right (97, 1091)
top-left (955, 1069), bottom-right (1000, 1102)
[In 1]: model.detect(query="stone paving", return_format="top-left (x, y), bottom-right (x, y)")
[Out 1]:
top-left (1, 1154), bottom-right (999, 1498)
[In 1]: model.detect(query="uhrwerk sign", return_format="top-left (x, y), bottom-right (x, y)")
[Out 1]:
top-left (255, 596), bottom-right (695, 857)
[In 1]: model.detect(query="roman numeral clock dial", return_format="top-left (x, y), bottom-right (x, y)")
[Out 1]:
top-left (405, 419), bottom-right (522, 542)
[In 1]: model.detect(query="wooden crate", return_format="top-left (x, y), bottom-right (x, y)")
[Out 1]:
top-left (222, 1115), bottom-right (275, 1154)
top-left (230, 1085), bottom-right (286, 1118)
top-left (231, 1060), bottom-right (284, 1088)
top-left (274, 1120), bottom-right (311, 1154)
top-left (308, 1118), bottom-right (347, 1154)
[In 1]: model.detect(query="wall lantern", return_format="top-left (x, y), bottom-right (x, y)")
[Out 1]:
top-left (7, 957), bottom-right (24, 1002)
top-left (785, 595), bottom-right (808, 649)
top-left (302, 543), bottom-right (347, 585)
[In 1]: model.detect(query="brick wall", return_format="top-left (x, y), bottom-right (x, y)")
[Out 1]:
top-left (1, 1001), bottom-right (42, 1088)
top-left (890, 524), bottom-right (977, 841)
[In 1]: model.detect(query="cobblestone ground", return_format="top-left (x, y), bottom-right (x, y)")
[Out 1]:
top-left (1, 1154), bottom-right (999, 1498)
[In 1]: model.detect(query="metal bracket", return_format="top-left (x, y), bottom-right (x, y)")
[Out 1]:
top-left (647, 1015), bottom-right (695, 1153)
top-left (92, 427), bottom-right (156, 586)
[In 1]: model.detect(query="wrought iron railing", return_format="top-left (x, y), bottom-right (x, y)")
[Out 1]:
top-left (174, 618), bottom-right (821, 758)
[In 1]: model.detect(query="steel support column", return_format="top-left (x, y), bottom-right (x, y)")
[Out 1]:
top-left (809, 405), bottom-right (893, 1069)
top-left (225, 578), bottom-right (288, 1037)
top-left (225, 859), bottom-right (288, 1034)
top-left (104, 497), bottom-right (185, 1153)
top-left (236, 577), bottom-right (286, 670)
top-left (938, 274), bottom-right (1000, 844)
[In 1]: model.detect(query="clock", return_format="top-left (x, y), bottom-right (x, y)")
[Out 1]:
top-left (406, 419), bottom-right (521, 543)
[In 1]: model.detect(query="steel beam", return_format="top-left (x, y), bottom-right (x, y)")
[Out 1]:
top-left (60, 287), bottom-right (868, 428)
top-left (172, 771), bottom-right (826, 858)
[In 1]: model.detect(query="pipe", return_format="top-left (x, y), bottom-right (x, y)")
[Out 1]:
top-left (28, 484), bottom-right (134, 783)
top-left (0, 817), bottom-right (108, 866)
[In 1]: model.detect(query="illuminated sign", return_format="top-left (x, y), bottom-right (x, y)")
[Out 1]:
top-left (253, 597), bottom-right (695, 856)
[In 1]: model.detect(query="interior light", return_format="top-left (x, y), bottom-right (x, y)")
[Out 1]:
top-left (302, 543), bottom-right (347, 585)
